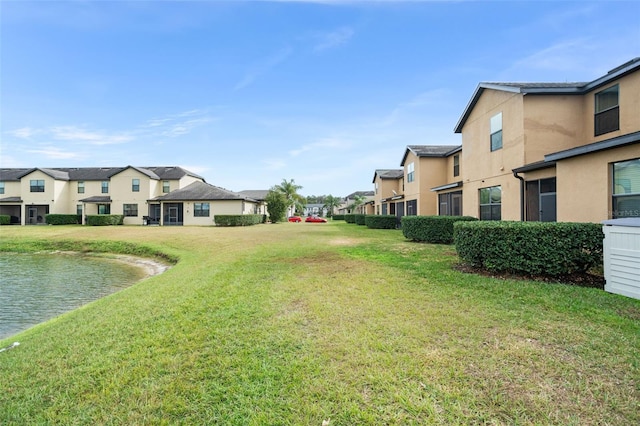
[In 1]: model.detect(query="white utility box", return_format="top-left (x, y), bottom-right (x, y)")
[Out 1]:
top-left (602, 218), bottom-right (640, 300)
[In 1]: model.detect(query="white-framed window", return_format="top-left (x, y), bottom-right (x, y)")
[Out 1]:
top-left (0, 182), bottom-right (4, 194)
top-left (77, 181), bottom-right (85, 194)
top-left (194, 202), bottom-right (210, 217)
top-left (123, 204), bottom-right (138, 217)
top-left (613, 158), bottom-right (640, 218)
top-left (479, 186), bottom-right (501, 220)
top-left (101, 181), bottom-right (109, 194)
top-left (98, 204), bottom-right (110, 214)
top-left (595, 84), bottom-right (619, 136)
top-left (407, 162), bottom-right (415, 183)
top-left (453, 155), bottom-right (460, 177)
top-left (30, 179), bottom-right (45, 192)
top-left (163, 181), bottom-right (170, 193)
top-left (76, 204), bottom-right (83, 216)
top-left (490, 112), bottom-right (502, 151)
top-left (132, 178), bottom-right (140, 192)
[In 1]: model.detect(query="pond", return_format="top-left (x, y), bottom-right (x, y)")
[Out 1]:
top-left (0, 253), bottom-right (148, 340)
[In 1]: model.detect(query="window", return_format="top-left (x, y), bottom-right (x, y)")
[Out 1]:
top-left (0, 182), bottom-right (4, 195)
top-left (30, 179), bottom-right (45, 192)
top-left (77, 181), bottom-right (85, 194)
top-left (132, 179), bottom-right (140, 192)
top-left (123, 204), bottom-right (138, 217)
top-left (98, 204), bottom-right (111, 214)
top-left (163, 181), bottom-right (170, 193)
top-left (194, 202), bottom-right (210, 217)
top-left (101, 181), bottom-right (109, 194)
top-left (439, 191), bottom-right (462, 216)
top-left (490, 113), bottom-right (503, 151)
top-left (77, 204), bottom-right (83, 216)
top-left (453, 155), bottom-right (460, 177)
top-left (406, 199), bottom-right (417, 216)
top-left (407, 162), bottom-right (415, 183)
top-left (612, 158), bottom-right (640, 218)
top-left (595, 85), bottom-right (619, 136)
top-left (479, 186), bottom-right (501, 220)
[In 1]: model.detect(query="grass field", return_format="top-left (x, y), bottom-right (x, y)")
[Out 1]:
top-left (0, 222), bottom-right (639, 425)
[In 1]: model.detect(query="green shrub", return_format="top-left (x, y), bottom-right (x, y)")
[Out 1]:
top-left (365, 215), bottom-right (397, 229)
top-left (215, 214), bottom-right (263, 227)
top-left (454, 221), bottom-right (603, 276)
top-left (354, 214), bottom-right (366, 225)
top-left (344, 214), bottom-right (356, 224)
top-left (332, 215), bottom-right (345, 221)
top-left (86, 215), bottom-right (124, 226)
top-left (0, 215), bottom-right (10, 225)
top-left (402, 215), bottom-right (478, 244)
top-left (45, 214), bottom-right (81, 225)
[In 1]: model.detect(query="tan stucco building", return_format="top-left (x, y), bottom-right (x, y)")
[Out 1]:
top-left (450, 57), bottom-right (640, 222)
top-left (0, 166), bottom-right (264, 226)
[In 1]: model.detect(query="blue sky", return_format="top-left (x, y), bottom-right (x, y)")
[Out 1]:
top-left (1, 1), bottom-right (639, 197)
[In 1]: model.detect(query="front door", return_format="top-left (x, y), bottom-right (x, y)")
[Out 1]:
top-left (540, 193), bottom-right (557, 222)
top-left (28, 207), bottom-right (38, 224)
top-left (168, 207), bottom-right (179, 224)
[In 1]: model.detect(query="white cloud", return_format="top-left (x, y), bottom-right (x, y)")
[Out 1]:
top-left (27, 146), bottom-right (84, 160)
top-left (50, 125), bottom-right (133, 145)
top-left (289, 137), bottom-right (349, 157)
top-left (314, 26), bottom-right (354, 52)
top-left (6, 127), bottom-right (38, 139)
top-left (234, 46), bottom-right (293, 90)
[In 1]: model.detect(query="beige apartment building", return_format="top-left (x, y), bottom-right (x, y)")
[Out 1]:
top-left (0, 166), bottom-right (264, 226)
top-left (372, 169), bottom-right (404, 215)
top-left (453, 57), bottom-right (640, 222)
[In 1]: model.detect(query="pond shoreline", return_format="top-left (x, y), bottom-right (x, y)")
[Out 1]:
top-left (46, 251), bottom-right (172, 280)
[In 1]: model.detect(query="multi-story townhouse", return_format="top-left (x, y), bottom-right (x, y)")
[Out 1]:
top-left (372, 169), bottom-right (404, 216)
top-left (0, 166), bottom-right (264, 226)
top-left (454, 57), bottom-right (640, 222)
top-left (399, 145), bottom-right (462, 216)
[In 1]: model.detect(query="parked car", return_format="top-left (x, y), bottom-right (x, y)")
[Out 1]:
top-left (305, 216), bottom-right (327, 223)
top-left (288, 216), bottom-right (302, 223)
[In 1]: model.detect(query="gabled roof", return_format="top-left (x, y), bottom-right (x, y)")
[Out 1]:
top-left (238, 190), bottom-right (269, 201)
top-left (345, 191), bottom-right (374, 199)
top-left (152, 181), bottom-right (256, 202)
top-left (0, 166), bottom-right (205, 182)
top-left (454, 57), bottom-right (640, 133)
top-left (372, 169), bottom-right (404, 183)
top-left (400, 145), bottom-right (461, 166)
top-left (0, 168), bottom-right (32, 181)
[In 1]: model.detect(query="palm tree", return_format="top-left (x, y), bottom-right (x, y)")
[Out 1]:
top-left (349, 194), bottom-right (365, 213)
top-left (274, 178), bottom-right (304, 215)
top-left (322, 195), bottom-right (341, 218)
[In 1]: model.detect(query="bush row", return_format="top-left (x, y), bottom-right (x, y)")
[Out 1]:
top-left (402, 215), bottom-right (478, 244)
top-left (0, 215), bottom-right (10, 225)
top-left (454, 221), bottom-right (603, 276)
top-left (354, 214), bottom-right (366, 225)
top-left (332, 215), bottom-right (345, 221)
top-left (344, 214), bottom-right (356, 223)
top-left (364, 215), bottom-right (397, 229)
top-left (86, 215), bottom-right (124, 226)
top-left (215, 214), bottom-right (264, 227)
top-left (45, 214), bottom-right (82, 225)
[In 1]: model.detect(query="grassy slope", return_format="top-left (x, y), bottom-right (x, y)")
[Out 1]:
top-left (0, 223), bottom-right (638, 425)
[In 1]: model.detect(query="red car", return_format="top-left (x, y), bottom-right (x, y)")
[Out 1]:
top-left (288, 216), bottom-right (302, 222)
top-left (305, 216), bottom-right (327, 223)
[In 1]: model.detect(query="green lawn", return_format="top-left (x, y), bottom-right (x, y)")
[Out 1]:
top-left (0, 222), bottom-right (638, 425)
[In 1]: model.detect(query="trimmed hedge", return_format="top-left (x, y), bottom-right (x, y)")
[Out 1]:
top-left (344, 214), bottom-right (356, 223)
top-left (402, 215), bottom-right (478, 244)
top-left (454, 221), bottom-right (603, 276)
top-left (0, 215), bottom-right (10, 225)
top-left (332, 215), bottom-right (345, 221)
top-left (215, 214), bottom-right (263, 227)
top-left (45, 214), bottom-right (81, 225)
top-left (365, 215), bottom-right (398, 229)
top-left (86, 215), bottom-right (124, 226)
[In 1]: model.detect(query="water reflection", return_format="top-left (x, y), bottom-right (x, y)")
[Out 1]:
top-left (0, 253), bottom-right (145, 339)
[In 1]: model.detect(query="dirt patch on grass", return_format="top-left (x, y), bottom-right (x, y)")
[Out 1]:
top-left (453, 263), bottom-right (604, 289)
top-left (328, 237), bottom-right (359, 246)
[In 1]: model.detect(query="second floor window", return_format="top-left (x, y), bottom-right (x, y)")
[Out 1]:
top-left (163, 181), bottom-right (170, 193)
top-left (77, 181), bottom-right (85, 193)
top-left (453, 155), bottom-right (460, 177)
top-left (132, 178), bottom-right (140, 192)
top-left (490, 112), bottom-right (503, 151)
top-left (0, 181), bottom-right (4, 194)
top-left (30, 179), bottom-right (45, 192)
top-left (595, 84), bottom-right (619, 136)
top-left (101, 181), bottom-right (109, 193)
top-left (407, 162), bottom-right (415, 183)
